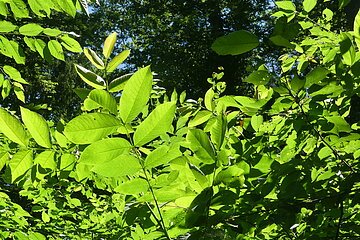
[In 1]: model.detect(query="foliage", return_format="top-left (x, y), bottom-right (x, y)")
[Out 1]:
top-left (1, 0), bottom-right (360, 239)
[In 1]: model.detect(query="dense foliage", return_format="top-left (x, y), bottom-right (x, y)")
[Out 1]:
top-left (1, 0), bottom-right (360, 239)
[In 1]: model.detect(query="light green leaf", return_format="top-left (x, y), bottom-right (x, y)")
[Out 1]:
top-left (189, 110), bottom-right (212, 128)
top-left (0, 2), bottom-right (8, 17)
top-left (303, 0), bottom-right (317, 12)
top-left (210, 114), bottom-right (227, 150)
top-left (108, 73), bottom-right (132, 92)
top-left (34, 150), bottom-right (56, 171)
top-left (251, 115), bottom-right (263, 132)
top-left (0, 107), bottom-right (28, 146)
top-left (107, 49), bottom-right (130, 72)
top-left (84, 48), bottom-right (105, 69)
top-left (28, 232), bottom-right (46, 240)
top-left (20, 107), bottom-right (51, 148)
top-left (1, 79), bottom-right (11, 99)
top-left (19, 23), bottom-right (43, 36)
top-left (354, 10), bottom-right (360, 48)
top-left (3, 65), bottom-right (28, 84)
top-left (23, 37), bottom-right (36, 51)
top-left (103, 32), bottom-right (117, 58)
top-left (204, 88), bottom-right (215, 111)
top-left (9, 0), bottom-right (29, 18)
top-left (64, 113), bottom-right (121, 144)
top-left (28, 0), bottom-right (51, 17)
top-left (0, 151), bottom-right (9, 172)
top-left (57, 0), bottom-right (76, 17)
top-left (91, 154), bottom-right (141, 177)
top-left (34, 39), bottom-right (46, 58)
top-left (74, 64), bottom-right (106, 89)
top-left (84, 89), bottom-right (117, 114)
top-left (60, 35), bottom-right (82, 53)
top-left (134, 102), bottom-right (176, 147)
top-left (304, 67), bottom-right (330, 88)
top-left (41, 211), bottom-right (50, 223)
top-left (114, 178), bottom-right (149, 195)
top-left (144, 144), bottom-right (182, 169)
top-left (9, 150), bottom-right (33, 183)
top-left (119, 66), bottom-right (153, 123)
top-left (276, 1), bottom-right (296, 11)
top-left (0, 21), bottom-right (17, 32)
top-left (318, 146), bottom-right (332, 160)
top-left (244, 70), bottom-right (271, 85)
top-left (14, 85), bottom-right (25, 103)
top-left (214, 165), bottom-right (244, 185)
top-left (48, 40), bottom-right (64, 61)
top-left (187, 129), bottom-right (216, 164)
top-left (43, 28), bottom-right (61, 37)
top-left (60, 153), bottom-right (75, 171)
top-left (211, 30), bottom-right (259, 55)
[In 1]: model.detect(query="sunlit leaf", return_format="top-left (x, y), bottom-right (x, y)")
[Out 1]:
top-left (0, 107), bottom-right (28, 146)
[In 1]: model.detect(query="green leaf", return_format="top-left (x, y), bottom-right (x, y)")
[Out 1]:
top-left (0, 152), bottom-right (9, 172)
top-left (48, 40), bottom-right (64, 61)
top-left (9, 150), bottom-right (33, 183)
top-left (114, 178), bottom-right (149, 195)
top-left (186, 129), bottom-right (216, 164)
top-left (20, 107), bottom-right (51, 148)
top-left (134, 102), bottom-right (176, 146)
top-left (204, 88), bottom-right (215, 111)
top-left (144, 144), bottom-right (182, 169)
top-left (354, 10), bottom-right (360, 48)
top-left (107, 49), bottom-right (130, 72)
top-left (64, 113), bottom-right (121, 144)
top-left (19, 23), bottom-right (43, 36)
top-left (9, 0), bottom-right (29, 18)
top-left (251, 115), bottom-right (263, 132)
top-left (60, 35), bottom-right (82, 53)
top-left (189, 110), bottom-right (212, 128)
top-left (84, 89), bottom-right (117, 114)
top-left (215, 165), bottom-right (244, 185)
top-left (28, 0), bottom-right (51, 17)
top-left (303, 0), bottom-right (317, 12)
top-left (60, 153), bottom-right (75, 171)
top-left (74, 64), bottom-right (106, 89)
top-left (34, 38), bottom-right (46, 58)
top-left (41, 211), bottom-right (50, 223)
top-left (119, 66), bottom-right (153, 123)
top-left (0, 107), bottom-right (28, 146)
top-left (210, 114), bottom-right (227, 150)
top-left (0, 2), bottom-right (8, 17)
top-left (57, 0), bottom-right (76, 17)
top-left (276, 1), bottom-right (296, 12)
top-left (0, 21), bottom-right (17, 32)
top-left (103, 32), bottom-right (117, 58)
top-left (91, 154), bottom-right (141, 177)
top-left (83, 48), bottom-right (105, 69)
top-left (43, 28), bottom-right (61, 37)
top-left (185, 187), bottom-right (213, 227)
top-left (34, 150), bottom-right (56, 171)
top-left (108, 73), bottom-right (132, 92)
top-left (211, 30), bottom-right (259, 55)
top-left (3, 65), bottom-right (28, 84)
top-left (1, 79), bottom-right (11, 99)
top-left (304, 67), bottom-right (330, 88)
top-left (244, 70), bottom-right (271, 85)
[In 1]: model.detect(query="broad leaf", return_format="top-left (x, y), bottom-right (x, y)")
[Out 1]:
top-left (211, 30), bottom-right (259, 55)
top-left (84, 89), bottom-right (117, 114)
top-left (0, 21), bottom-right (17, 32)
top-left (64, 113), bottom-right (121, 144)
top-left (133, 102), bottom-right (176, 146)
top-left (119, 66), bottom-right (153, 123)
top-left (187, 129), bottom-right (216, 164)
top-left (305, 67), bottom-right (330, 88)
top-left (107, 49), bottom-right (130, 72)
top-left (20, 107), bottom-right (51, 148)
top-left (210, 114), bottom-right (227, 150)
top-left (74, 64), bottom-right (106, 89)
top-left (108, 73), bottom-right (132, 92)
top-left (19, 23), bottom-right (43, 36)
top-left (303, 0), bottom-right (317, 12)
top-left (144, 144), bottom-right (182, 169)
top-left (276, 1), bottom-right (296, 11)
top-left (91, 154), bottom-right (141, 177)
top-left (3, 65), bottom-right (28, 84)
top-left (244, 70), bottom-right (271, 86)
top-left (48, 40), bottom-right (64, 61)
top-left (103, 32), bottom-right (117, 58)
top-left (214, 165), bottom-right (245, 186)
top-left (114, 178), bottom-right (149, 195)
top-left (251, 115), bottom-right (263, 132)
top-left (9, 150), bottom-right (33, 183)
top-left (0, 107), bottom-right (28, 146)
top-left (84, 48), bottom-right (105, 69)
top-left (9, 0), bottom-right (29, 18)
top-left (60, 35), bottom-right (82, 53)
top-left (189, 110), bottom-right (212, 128)
top-left (34, 150), bottom-right (56, 171)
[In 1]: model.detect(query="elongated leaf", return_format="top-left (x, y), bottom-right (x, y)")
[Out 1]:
top-left (185, 187), bottom-right (213, 227)
top-left (114, 178), bottom-right (149, 195)
top-left (0, 152), bottom-right (9, 172)
top-left (9, 150), bottom-right (33, 183)
top-left (0, 108), bottom-right (28, 146)
top-left (305, 67), bottom-right (329, 88)
top-left (48, 40), bottom-right (64, 61)
top-left (303, 0), bottom-right (317, 12)
top-left (20, 107), bottom-right (51, 148)
top-left (108, 73), bottom-right (132, 92)
top-left (119, 66), bottom-right (153, 123)
top-left (84, 89), bottom-right (117, 114)
top-left (0, 21), bottom-right (17, 32)
top-left (354, 10), bottom-right (360, 48)
top-left (103, 32), bottom-right (117, 58)
top-left (91, 154), bottom-right (141, 177)
top-left (107, 49), bottom-right (130, 72)
top-left (211, 30), bottom-right (259, 55)
top-left (84, 48), bottom-right (105, 69)
top-left (34, 150), bottom-right (56, 170)
top-left (28, 0), bottom-right (51, 17)
top-left (210, 114), bottom-right (227, 150)
top-left (60, 35), bottom-right (82, 53)
top-left (19, 23), bottom-right (43, 36)
top-left (187, 129), bottom-right (216, 164)
top-left (9, 0), bottom-right (29, 18)
top-left (58, 0), bottom-right (76, 17)
top-left (134, 102), bottom-right (176, 146)
top-left (144, 144), bottom-right (182, 169)
top-left (43, 28), bottom-right (61, 37)
top-left (3, 65), bottom-right (28, 84)
top-left (251, 115), bottom-right (263, 132)
top-left (189, 110), bottom-right (212, 128)
top-left (64, 113), bottom-right (121, 144)
top-left (74, 64), bottom-right (106, 89)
